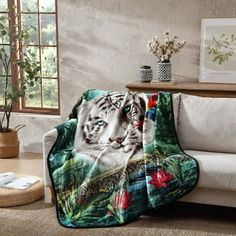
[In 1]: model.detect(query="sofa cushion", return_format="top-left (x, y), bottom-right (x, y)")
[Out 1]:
top-left (172, 93), bottom-right (180, 130)
top-left (185, 150), bottom-right (236, 191)
top-left (177, 94), bottom-right (236, 153)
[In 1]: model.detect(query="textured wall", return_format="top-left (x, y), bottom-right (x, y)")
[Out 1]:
top-left (10, 0), bottom-right (236, 153)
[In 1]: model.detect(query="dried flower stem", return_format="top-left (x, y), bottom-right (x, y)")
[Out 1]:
top-left (147, 30), bottom-right (186, 62)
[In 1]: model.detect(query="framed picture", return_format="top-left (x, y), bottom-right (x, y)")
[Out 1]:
top-left (200, 18), bottom-right (236, 84)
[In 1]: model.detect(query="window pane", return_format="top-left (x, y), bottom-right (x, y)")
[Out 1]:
top-left (0, 13), bottom-right (9, 43)
top-left (21, 0), bottom-right (38, 12)
top-left (0, 0), bottom-right (8, 12)
top-left (39, 0), bottom-right (55, 12)
top-left (22, 14), bottom-right (38, 45)
top-left (23, 46), bottom-right (40, 63)
top-left (42, 79), bottom-right (58, 108)
top-left (0, 76), bottom-right (5, 105)
top-left (0, 60), bottom-right (4, 75)
top-left (25, 81), bottom-right (42, 107)
top-left (0, 76), bottom-right (11, 106)
top-left (40, 14), bottom-right (56, 45)
top-left (41, 47), bottom-right (57, 77)
top-left (0, 45), bottom-right (11, 75)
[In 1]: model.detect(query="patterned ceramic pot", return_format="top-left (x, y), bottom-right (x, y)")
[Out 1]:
top-left (157, 62), bottom-right (171, 82)
top-left (139, 65), bottom-right (153, 82)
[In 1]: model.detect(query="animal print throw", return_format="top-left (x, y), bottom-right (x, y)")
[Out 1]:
top-left (48, 90), bottom-right (199, 228)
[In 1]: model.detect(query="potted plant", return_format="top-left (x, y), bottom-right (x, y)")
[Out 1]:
top-left (0, 6), bottom-right (40, 158)
top-left (147, 30), bottom-right (187, 82)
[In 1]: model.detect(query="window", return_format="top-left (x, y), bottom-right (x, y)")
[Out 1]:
top-left (0, 0), bottom-right (59, 115)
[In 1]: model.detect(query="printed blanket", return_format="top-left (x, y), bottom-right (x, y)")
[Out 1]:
top-left (48, 90), bottom-right (199, 228)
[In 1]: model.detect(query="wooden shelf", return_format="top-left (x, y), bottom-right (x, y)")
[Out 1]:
top-left (126, 81), bottom-right (236, 97)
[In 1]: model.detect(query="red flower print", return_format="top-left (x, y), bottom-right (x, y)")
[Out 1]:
top-left (114, 190), bottom-right (132, 210)
top-left (148, 169), bottom-right (173, 189)
top-left (147, 95), bottom-right (158, 109)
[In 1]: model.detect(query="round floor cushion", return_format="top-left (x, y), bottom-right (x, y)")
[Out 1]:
top-left (0, 176), bottom-right (44, 207)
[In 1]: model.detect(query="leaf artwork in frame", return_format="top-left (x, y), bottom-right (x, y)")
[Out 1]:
top-left (207, 33), bottom-right (236, 65)
top-left (200, 18), bottom-right (236, 84)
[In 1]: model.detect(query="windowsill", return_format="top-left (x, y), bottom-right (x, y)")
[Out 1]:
top-left (0, 112), bottom-right (61, 119)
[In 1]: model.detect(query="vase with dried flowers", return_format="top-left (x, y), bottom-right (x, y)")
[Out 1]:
top-left (147, 30), bottom-right (187, 82)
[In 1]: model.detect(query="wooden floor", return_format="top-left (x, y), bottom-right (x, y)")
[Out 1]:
top-left (0, 152), bottom-right (43, 178)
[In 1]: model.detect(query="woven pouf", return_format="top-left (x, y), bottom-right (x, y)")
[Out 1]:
top-left (0, 176), bottom-right (44, 207)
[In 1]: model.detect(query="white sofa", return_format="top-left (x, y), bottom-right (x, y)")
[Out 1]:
top-left (43, 93), bottom-right (236, 207)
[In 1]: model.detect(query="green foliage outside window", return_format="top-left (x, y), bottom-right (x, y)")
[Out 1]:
top-left (0, 0), bottom-right (59, 131)
top-left (0, 0), bottom-right (59, 116)
top-left (0, 5), bottom-right (41, 132)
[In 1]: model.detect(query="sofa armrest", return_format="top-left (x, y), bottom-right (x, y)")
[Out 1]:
top-left (43, 119), bottom-right (78, 203)
top-left (43, 128), bottom-right (58, 203)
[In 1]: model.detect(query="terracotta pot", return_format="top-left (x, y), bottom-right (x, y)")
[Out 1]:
top-left (0, 129), bottom-right (19, 158)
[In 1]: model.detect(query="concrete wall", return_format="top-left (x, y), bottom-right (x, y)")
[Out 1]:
top-left (10, 0), bottom-right (236, 153)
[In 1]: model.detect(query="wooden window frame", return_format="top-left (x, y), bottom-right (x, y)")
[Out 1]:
top-left (0, 0), bottom-right (60, 115)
